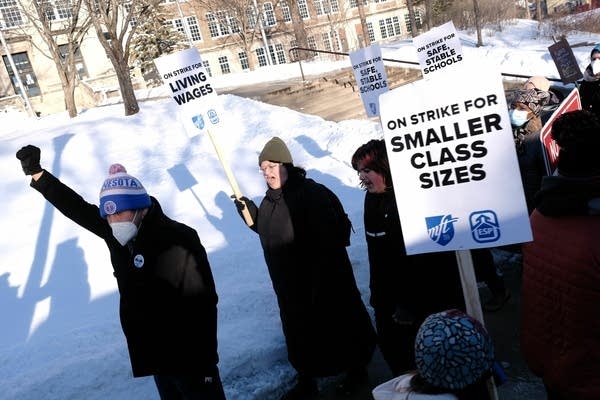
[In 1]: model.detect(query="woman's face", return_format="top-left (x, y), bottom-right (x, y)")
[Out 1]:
top-left (260, 161), bottom-right (287, 189)
top-left (356, 160), bottom-right (386, 193)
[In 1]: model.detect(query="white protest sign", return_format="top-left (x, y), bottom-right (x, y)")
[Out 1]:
top-left (349, 44), bottom-right (389, 117)
top-left (379, 63), bottom-right (532, 255)
top-left (154, 47), bottom-right (224, 137)
top-left (414, 21), bottom-right (464, 79)
top-left (154, 48), bottom-right (253, 226)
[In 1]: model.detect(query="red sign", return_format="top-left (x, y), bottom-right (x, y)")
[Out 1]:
top-left (540, 87), bottom-right (581, 175)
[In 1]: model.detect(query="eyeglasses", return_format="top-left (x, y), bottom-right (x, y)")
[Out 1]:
top-left (259, 163), bottom-right (281, 174)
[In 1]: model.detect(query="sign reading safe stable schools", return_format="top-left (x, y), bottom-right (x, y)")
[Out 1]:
top-left (379, 63), bottom-right (532, 255)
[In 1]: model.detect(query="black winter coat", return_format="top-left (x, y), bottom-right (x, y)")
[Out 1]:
top-left (250, 174), bottom-right (376, 377)
top-left (579, 72), bottom-right (600, 118)
top-left (514, 125), bottom-right (547, 215)
top-left (31, 171), bottom-right (219, 377)
top-left (364, 189), bottom-right (464, 325)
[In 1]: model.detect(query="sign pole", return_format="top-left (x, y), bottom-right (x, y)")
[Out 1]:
top-left (206, 129), bottom-right (253, 226)
top-left (455, 249), bottom-right (498, 400)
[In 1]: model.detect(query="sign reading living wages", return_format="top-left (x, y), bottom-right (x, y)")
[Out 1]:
top-left (349, 43), bottom-right (389, 117)
top-left (379, 63), bottom-right (532, 255)
top-left (154, 48), bottom-right (224, 137)
top-left (414, 21), bottom-right (463, 78)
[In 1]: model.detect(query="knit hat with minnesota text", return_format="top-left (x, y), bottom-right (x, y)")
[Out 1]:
top-left (258, 137), bottom-right (293, 165)
top-left (99, 164), bottom-right (151, 218)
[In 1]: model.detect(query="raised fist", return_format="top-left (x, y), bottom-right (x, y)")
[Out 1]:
top-left (16, 145), bottom-right (42, 175)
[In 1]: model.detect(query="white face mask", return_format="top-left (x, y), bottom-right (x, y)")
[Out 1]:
top-left (109, 211), bottom-right (139, 246)
top-left (509, 109), bottom-right (530, 127)
top-left (591, 59), bottom-right (600, 75)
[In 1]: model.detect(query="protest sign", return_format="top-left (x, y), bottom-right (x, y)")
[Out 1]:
top-left (154, 48), bottom-right (252, 225)
top-left (349, 44), bottom-right (389, 117)
top-left (379, 63), bottom-right (532, 255)
top-left (540, 87), bottom-right (581, 174)
top-left (413, 21), bottom-right (464, 78)
top-left (548, 38), bottom-right (583, 84)
top-left (154, 47), bottom-right (224, 137)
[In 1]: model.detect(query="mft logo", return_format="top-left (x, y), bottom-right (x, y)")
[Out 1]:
top-left (192, 114), bottom-right (205, 130)
top-left (426, 214), bottom-right (458, 246)
top-left (470, 210), bottom-right (501, 243)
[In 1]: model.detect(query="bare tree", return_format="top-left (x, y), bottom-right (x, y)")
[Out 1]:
top-left (83, 0), bottom-right (160, 116)
top-left (16, 0), bottom-right (92, 117)
top-left (406, 0), bottom-right (418, 38)
top-left (535, 0), bottom-right (541, 22)
top-left (190, 0), bottom-right (269, 70)
top-left (472, 0), bottom-right (482, 46)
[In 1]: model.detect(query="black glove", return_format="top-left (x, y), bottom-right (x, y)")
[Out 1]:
top-left (16, 145), bottom-right (42, 175)
top-left (231, 195), bottom-right (258, 221)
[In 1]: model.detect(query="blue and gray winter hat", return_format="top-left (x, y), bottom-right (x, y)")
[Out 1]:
top-left (414, 309), bottom-right (495, 390)
top-left (99, 163), bottom-right (151, 218)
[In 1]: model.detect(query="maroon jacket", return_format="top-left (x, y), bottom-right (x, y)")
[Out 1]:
top-left (521, 175), bottom-right (600, 400)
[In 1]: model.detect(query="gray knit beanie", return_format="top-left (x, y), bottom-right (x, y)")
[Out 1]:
top-left (258, 137), bottom-right (293, 165)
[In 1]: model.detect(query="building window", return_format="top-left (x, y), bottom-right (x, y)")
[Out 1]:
top-left (0, 0), bottom-right (24, 27)
top-left (58, 44), bottom-right (88, 79)
top-left (297, 0), bottom-right (309, 19)
top-left (268, 43), bottom-right (286, 64)
top-left (218, 56), bottom-right (230, 74)
top-left (186, 16), bottom-right (202, 41)
top-left (263, 2), bottom-right (276, 26)
top-left (281, 1), bottom-right (292, 23)
top-left (307, 36), bottom-right (317, 56)
top-left (246, 5), bottom-right (257, 29)
top-left (239, 51), bottom-right (249, 70)
top-left (405, 10), bottom-right (422, 33)
top-left (206, 11), bottom-right (233, 38)
top-left (172, 16), bottom-right (202, 42)
top-left (203, 60), bottom-right (212, 77)
top-left (289, 40), bottom-right (298, 60)
top-left (2, 52), bottom-right (41, 97)
top-left (322, 32), bottom-right (332, 51)
top-left (380, 16), bottom-right (402, 39)
top-left (39, 0), bottom-right (72, 21)
top-left (314, 0), bottom-right (339, 15)
top-left (322, 31), bottom-right (339, 52)
top-left (256, 47), bottom-right (268, 67)
top-left (366, 22), bottom-right (375, 43)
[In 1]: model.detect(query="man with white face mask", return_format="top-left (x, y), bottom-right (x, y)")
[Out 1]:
top-left (16, 145), bottom-right (226, 400)
top-left (579, 43), bottom-right (600, 118)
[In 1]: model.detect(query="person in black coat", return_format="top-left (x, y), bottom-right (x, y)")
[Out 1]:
top-left (16, 145), bottom-right (225, 400)
top-left (579, 43), bottom-right (600, 118)
top-left (350, 139), bottom-right (466, 377)
top-left (233, 137), bottom-right (376, 400)
top-left (508, 88), bottom-right (558, 214)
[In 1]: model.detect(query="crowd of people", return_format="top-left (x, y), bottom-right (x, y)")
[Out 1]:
top-left (15, 43), bottom-right (600, 400)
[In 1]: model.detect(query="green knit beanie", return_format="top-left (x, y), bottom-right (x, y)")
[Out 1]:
top-left (258, 137), bottom-right (293, 165)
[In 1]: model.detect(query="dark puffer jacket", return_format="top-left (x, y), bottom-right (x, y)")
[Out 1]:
top-left (251, 174), bottom-right (376, 377)
top-left (364, 189), bottom-right (465, 325)
top-left (521, 175), bottom-right (600, 400)
top-left (31, 171), bottom-right (220, 377)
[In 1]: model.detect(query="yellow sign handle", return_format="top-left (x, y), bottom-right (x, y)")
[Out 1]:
top-left (206, 129), bottom-right (254, 227)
